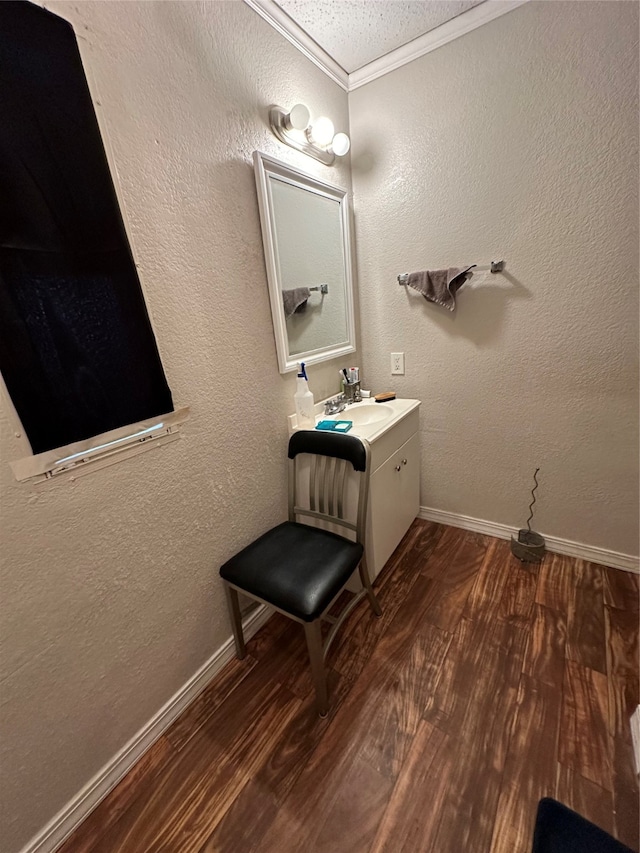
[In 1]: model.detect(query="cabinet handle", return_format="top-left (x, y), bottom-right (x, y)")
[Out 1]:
top-left (402, 458), bottom-right (407, 465)
top-left (395, 464), bottom-right (401, 472)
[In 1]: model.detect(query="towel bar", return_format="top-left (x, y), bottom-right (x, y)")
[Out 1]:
top-left (398, 260), bottom-right (505, 284)
top-left (309, 284), bottom-right (329, 293)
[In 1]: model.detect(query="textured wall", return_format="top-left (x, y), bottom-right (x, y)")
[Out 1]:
top-left (2, 2), bottom-right (638, 850)
top-left (350, 1), bottom-right (639, 556)
top-left (0, 3), bottom-right (352, 850)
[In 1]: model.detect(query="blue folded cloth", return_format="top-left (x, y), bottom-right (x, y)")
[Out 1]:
top-left (315, 420), bottom-right (352, 433)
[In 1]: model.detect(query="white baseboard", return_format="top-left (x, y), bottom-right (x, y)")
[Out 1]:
top-left (20, 604), bottom-right (273, 853)
top-left (418, 506), bottom-right (639, 574)
top-left (631, 706), bottom-right (640, 776)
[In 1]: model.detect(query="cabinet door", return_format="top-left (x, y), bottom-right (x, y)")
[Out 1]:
top-left (367, 432), bottom-right (420, 579)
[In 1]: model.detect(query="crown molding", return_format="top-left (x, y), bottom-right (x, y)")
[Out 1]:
top-left (244, 0), bottom-right (529, 93)
top-left (243, 0), bottom-right (349, 91)
top-left (349, 0), bottom-right (529, 90)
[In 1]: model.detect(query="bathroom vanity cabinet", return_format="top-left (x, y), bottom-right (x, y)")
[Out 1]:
top-left (289, 398), bottom-right (421, 588)
top-left (365, 406), bottom-right (420, 581)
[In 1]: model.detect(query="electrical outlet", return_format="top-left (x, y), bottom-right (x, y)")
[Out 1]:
top-left (391, 352), bottom-right (405, 375)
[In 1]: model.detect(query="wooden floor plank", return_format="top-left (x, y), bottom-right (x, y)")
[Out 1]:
top-left (535, 552), bottom-right (574, 612)
top-left (612, 735), bottom-right (640, 850)
top-left (523, 603), bottom-right (567, 687)
top-left (56, 735), bottom-right (175, 853)
top-left (605, 604), bottom-right (640, 741)
top-left (93, 679), bottom-right (301, 852)
top-left (427, 525), bottom-right (492, 575)
top-left (252, 693), bottom-right (376, 851)
top-left (419, 528), bottom-right (489, 632)
top-left (423, 613), bottom-right (528, 736)
top-left (331, 523), bottom-right (443, 684)
top-left (311, 757), bottom-right (395, 853)
top-left (58, 523), bottom-right (636, 853)
top-left (559, 659), bottom-right (613, 790)
top-left (463, 538), bottom-right (507, 620)
top-left (379, 518), bottom-right (445, 585)
top-left (555, 763), bottom-right (615, 837)
top-left (490, 675), bottom-right (562, 853)
top-left (498, 564), bottom-right (537, 626)
top-left (426, 629), bottom-right (531, 852)
top-left (419, 523), bottom-right (468, 579)
top-left (255, 595), bottom-right (451, 852)
top-left (369, 720), bottom-right (451, 853)
top-left (245, 611), bottom-right (291, 659)
top-left (357, 624), bottom-right (451, 779)
top-left (198, 669), bottom-right (352, 853)
top-left (197, 778), bottom-right (278, 853)
top-left (602, 566), bottom-right (640, 612)
top-left (166, 654), bottom-right (258, 751)
top-left (565, 561), bottom-right (607, 674)
top-left (362, 574), bottom-right (439, 674)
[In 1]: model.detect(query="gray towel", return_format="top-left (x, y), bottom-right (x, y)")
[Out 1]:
top-left (282, 287), bottom-right (311, 317)
top-left (405, 266), bottom-right (475, 311)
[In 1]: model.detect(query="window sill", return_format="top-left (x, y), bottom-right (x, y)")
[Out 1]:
top-left (10, 407), bottom-right (190, 484)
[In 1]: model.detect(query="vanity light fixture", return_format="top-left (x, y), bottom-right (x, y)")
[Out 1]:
top-left (269, 103), bottom-right (350, 166)
top-left (331, 132), bottom-right (351, 157)
top-left (307, 115), bottom-right (334, 146)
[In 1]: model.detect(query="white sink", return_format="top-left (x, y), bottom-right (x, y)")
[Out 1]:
top-left (343, 403), bottom-right (394, 426)
top-left (288, 396), bottom-right (420, 444)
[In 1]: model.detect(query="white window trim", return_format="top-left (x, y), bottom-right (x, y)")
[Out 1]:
top-left (10, 406), bottom-right (190, 484)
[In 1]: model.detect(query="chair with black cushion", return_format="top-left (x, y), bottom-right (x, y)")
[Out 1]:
top-left (220, 430), bottom-right (382, 716)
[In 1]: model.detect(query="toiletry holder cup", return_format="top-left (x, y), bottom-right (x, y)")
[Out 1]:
top-left (343, 380), bottom-right (362, 404)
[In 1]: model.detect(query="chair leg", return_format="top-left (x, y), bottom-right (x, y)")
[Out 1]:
top-left (224, 584), bottom-right (246, 660)
top-left (304, 620), bottom-right (329, 717)
top-left (358, 557), bottom-right (382, 618)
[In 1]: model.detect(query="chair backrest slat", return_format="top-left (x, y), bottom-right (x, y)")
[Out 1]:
top-left (317, 455), bottom-right (325, 513)
top-left (288, 431), bottom-right (370, 544)
top-left (322, 456), bottom-right (335, 516)
top-left (309, 454), bottom-right (317, 512)
top-left (294, 507), bottom-right (357, 531)
top-left (331, 457), bottom-right (342, 518)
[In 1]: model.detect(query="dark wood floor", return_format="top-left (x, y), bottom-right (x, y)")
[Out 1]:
top-left (59, 521), bottom-right (640, 853)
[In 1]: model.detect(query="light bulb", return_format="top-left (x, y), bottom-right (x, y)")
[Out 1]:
top-left (331, 132), bottom-right (350, 156)
top-left (285, 103), bottom-right (310, 132)
top-left (308, 116), bottom-right (335, 147)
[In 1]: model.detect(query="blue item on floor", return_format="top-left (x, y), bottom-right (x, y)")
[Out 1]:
top-left (532, 798), bottom-right (637, 853)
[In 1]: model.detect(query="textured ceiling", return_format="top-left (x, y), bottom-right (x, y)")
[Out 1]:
top-left (274, 0), bottom-right (486, 72)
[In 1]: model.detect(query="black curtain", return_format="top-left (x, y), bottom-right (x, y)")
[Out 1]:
top-left (0, 1), bottom-right (173, 454)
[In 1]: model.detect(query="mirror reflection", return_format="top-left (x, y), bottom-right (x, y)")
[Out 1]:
top-left (271, 180), bottom-right (347, 356)
top-left (253, 151), bottom-right (356, 373)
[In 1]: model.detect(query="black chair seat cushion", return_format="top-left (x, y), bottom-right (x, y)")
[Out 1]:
top-left (220, 521), bottom-right (363, 622)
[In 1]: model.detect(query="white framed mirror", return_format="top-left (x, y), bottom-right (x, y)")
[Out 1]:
top-left (253, 151), bottom-right (356, 373)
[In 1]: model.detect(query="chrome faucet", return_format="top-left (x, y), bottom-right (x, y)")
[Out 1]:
top-left (324, 394), bottom-right (347, 416)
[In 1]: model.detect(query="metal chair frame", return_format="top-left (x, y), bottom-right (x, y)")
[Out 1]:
top-left (222, 436), bottom-right (381, 716)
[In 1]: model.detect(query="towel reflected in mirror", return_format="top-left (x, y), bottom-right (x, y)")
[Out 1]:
top-left (282, 287), bottom-right (311, 317)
